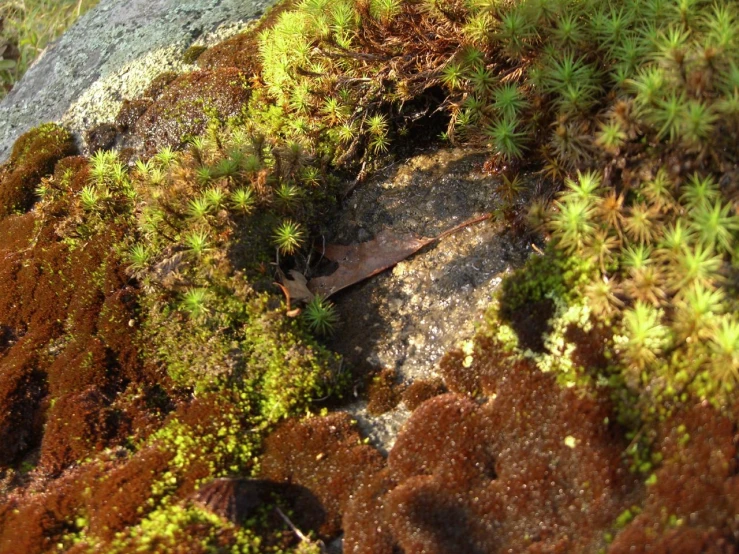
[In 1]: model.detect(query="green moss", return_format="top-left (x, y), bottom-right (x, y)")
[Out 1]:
top-left (182, 45), bottom-right (207, 64)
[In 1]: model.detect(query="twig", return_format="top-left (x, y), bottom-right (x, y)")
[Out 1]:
top-left (434, 212), bottom-right (493, 242)
top-left (343, 160), bottom-right (367, 198)
top-left (275, 507), bottom-right (327, 553)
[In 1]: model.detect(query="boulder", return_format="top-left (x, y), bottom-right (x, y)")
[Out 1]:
top-left (0, 0), bottom-right (276, 163)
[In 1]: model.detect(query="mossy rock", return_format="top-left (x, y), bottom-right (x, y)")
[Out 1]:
top-left (0, 123), bottom-right (76, 218)
top-left (129, 68), bottom-right (251, 154)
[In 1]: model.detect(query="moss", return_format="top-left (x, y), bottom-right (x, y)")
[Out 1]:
top-left (0, 123), bottom-right (76, 217)
top-left (401, 378), bottom-right (446, 411)
top-left (182, 45), bottom-right (207, 65)
top-left (259, 412), bottom-right (384, 538)
top-left (366, 367), bottom-right (403, 415)
top-left (39, 386), bottom-right (117, 475)
top-left (345, 356), bottom-right (639, 553)
top-left (129, 69), bottom-right (251, 154)
top-left (85, 123), bottom-right (118, 154)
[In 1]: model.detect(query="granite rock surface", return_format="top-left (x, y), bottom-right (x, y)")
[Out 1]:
top-left (0, 0), bottom-right (276, 162)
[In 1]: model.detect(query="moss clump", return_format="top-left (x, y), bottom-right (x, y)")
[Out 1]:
top-left (401, 378), bottom-right (446, 411)
top-left (366, 367), bottom-right (403, 415)
top-left (259, 412), bottom-right (385, 538)
top-left (128, 69), bottom-right (251, 154)
top-left (182, 45), bottom-right (207, 65)
top-left (344, 370), bottom-right (637, 553)
top-left (0, 123), bottom-right (76, 217)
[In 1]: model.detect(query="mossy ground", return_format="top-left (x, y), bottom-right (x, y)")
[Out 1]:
top-left (1, 0), bottom-right (739, 551)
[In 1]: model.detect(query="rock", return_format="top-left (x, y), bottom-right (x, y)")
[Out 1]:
top-left (0, 0), bottom-right (277, 163)
top-left (325, 147), bottom-right (534, 453)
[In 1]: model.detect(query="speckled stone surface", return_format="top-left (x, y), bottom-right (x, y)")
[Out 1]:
top-left (0, 0), bottom-right (276, 162)
top-left (326, 147), bottom-right (534, 453)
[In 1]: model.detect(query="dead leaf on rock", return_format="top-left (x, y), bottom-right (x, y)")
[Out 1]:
top-left (275, 269), bottom-right (315, 314)
top-left (307, 213), bottom-right (491, 298)
top-left (308, 230), bottom-right (435, 298)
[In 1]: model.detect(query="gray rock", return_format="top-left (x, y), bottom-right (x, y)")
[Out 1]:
top-left (0, 0), bottom-right (276, 163)
top-left (325, 147), bottom-right (534, 453)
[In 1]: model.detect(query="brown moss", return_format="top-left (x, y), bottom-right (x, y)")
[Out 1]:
top-left (0, 123), bottom-right (77, 218)
top-left (39, 386), bottom-right (116, 474)
top-left (196, 34), bottom-right (261, 74)
top-left (85, 122), bottom-right (118, 153)
top-left (344, 351), bottom-right (640, 553)
top-left (85, 446), bottom-right (174, 540)
top-left (130, 68), bottom-right (250, 154)
top-left (401, 377), bottom-right (446, 411)
top-left (439, 347), bottom-right (481, 395)
top-left (259, 412), bottom-right (385, 538)
top-left (0, 345), bottom-right (47, 466)
top-left (564, 322), bottom-right (611, 373)
top-left (609, 404), bottom-right (739, 551)
top-left (0, 464), bottom-right (93, 554)
top-left (366, 367), bottom-right (403, 415)
top-left (0, 180), bottom-right (144, 471)
top-left (115, 99), bottom-right (152, 131)
top-left (341, 468), bottom-right (398, 554)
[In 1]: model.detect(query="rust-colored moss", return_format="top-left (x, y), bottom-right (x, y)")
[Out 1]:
top-left (143, 71), bottom-right (180, 100)
top-left (259, 412), bottom-right (385, 538)
top-left (609, 404), bottom-right (739, 552)
top-left (0, 464), bottom-right (93, 554)
top-left (39, 386), bottom-right (117, 474)
top-left (196, 34), bottom-right (261, 74)
top-left (401, 377), bottom-right (446, 411)
top-left (344, 353), bottom-right (640, 553)
top-left (0, 345), bottom-right (47, 466)
top-left (366, 367), bottom-right (403, 415)
top-left (439, 347), bottom-right (480, 395)
top-left (341, 468), bottom-right (398, 554)
top-left (115, 99), bottom-right (152, 131)
top-left (85, 446), bottom-right (174, 540)
top-left (564, 322), bottom-right (611, 373)
top-left (130, 69), bottom-right (250, 154)
top-left (0, 186), bottom-right (143, 471)
top-left (0, 123), bottom-right (76, 218)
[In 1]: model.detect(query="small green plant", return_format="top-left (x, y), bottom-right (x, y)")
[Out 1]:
top-left (273, 220), bottom-right (305, 255)
top-left (80, 185), bottom-right (100, 212)
top-left (180, 288), bottom-right (209, 318)
top-left (274, 183), bottom-right (302, 212)
top-left (184, 230), bottom-right (210, 257)
top-left (303, 295), bottom-right (339, 335)
top-left (154, 146), bottom-right (178, 168)
top-left (203, 187), bottom-right (227, 211)
top-left (230, 188), bottom-right (255, 214)
top-left (127, 244), bottom-right (151, 273)
top-left (486, 116), bottom-right (527, 161)
top-left (187, 197), bottom-right (211, 221)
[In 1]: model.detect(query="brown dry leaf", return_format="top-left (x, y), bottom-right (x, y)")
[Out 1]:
top-left (307, 214), bottom-right (492, 298)
top-left (276, 269), bottom-right (314, 313)
top-left (283, 269), bottom-right (314, 303)
top-left (308, 230), bottom-right (435, 298)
